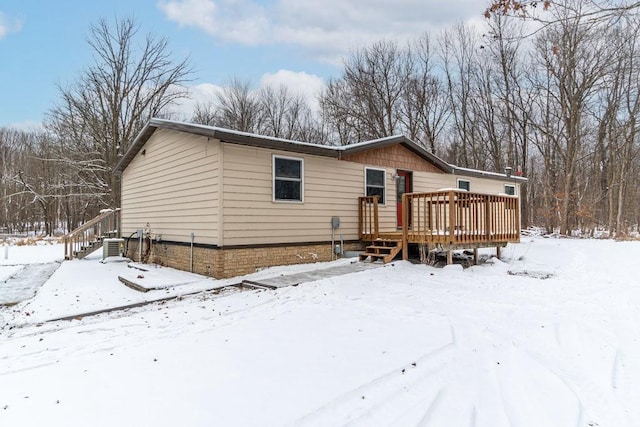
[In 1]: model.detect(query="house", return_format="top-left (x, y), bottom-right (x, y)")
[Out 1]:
top-left (111, 118), bottom-right (525, 278)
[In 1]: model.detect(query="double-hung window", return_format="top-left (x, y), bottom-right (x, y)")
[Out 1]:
top-left (365, 168), bottom-right (386, 204)
top-left (273, 156), bottom-right (303, 202)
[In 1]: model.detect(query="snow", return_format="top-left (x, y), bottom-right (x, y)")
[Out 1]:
top-left (1, 237), bottom-right (640, 426)
top-left (0, 240), bottom-right (64, 265)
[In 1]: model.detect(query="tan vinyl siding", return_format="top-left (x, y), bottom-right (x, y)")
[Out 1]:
top-left (412, 170), bottom-right (519, 195)
top-left (221, 144), bottom-right (396, 245)
top-left (455, 175), bottom-right (520, 195)
top-left (121, 129), bottom-right (220, 245)
top-left (412, 171), bottom-right (456, 192)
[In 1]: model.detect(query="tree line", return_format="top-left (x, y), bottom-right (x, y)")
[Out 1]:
top-left (2, 0), bottom-right (640, 237)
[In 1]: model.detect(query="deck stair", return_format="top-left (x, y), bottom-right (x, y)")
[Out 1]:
top-left (74, 237), bottom-right (103, 259)
top-left (70, 233), bottom-right (118, 259)
top-left (359, 239), bottom-right (403, 263)
top-left (63, 209), bottom-right (121, 260)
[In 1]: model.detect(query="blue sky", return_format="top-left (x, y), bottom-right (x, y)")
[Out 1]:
top-left (0, 0), bottom-right (481, 129)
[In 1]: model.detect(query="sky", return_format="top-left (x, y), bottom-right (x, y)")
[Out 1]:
top-left (0, 0), bottom-right (485, 130)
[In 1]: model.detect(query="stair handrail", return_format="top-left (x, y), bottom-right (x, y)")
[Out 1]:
top-left (64, 208), bottom-right (121, 260)
top-left (358, 196), bottom-right (379, 240)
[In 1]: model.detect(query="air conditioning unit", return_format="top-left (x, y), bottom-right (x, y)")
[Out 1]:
top-left (103, 238), bottom-right (124, 259)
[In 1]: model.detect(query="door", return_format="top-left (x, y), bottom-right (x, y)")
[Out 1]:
top-left (396, 170), bottom-right (412, 227)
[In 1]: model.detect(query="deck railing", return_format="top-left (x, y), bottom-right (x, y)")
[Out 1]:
top-left (63, 209), bottom-right (121, 260)
top-left (358, 196), bottom-right (379, 240)
top-left (358, 190), bottom-right (520, 246)
top-left (402, 190), bottom-right (520, 246)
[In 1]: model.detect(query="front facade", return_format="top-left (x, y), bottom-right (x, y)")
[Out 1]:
top-left (115, 119), bottom-right (525, 278)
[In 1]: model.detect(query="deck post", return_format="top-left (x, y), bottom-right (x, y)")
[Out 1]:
top-left (65, 236), bottom-right (72, 260)
top-left (402, 193), bottom-right (409, 260)
top-left (516, 196), bottom-right (521, 242)
top-left (484, 195), bottom-right (491, 241)
top-left (358, 197), bottom-right (363, 239)
top-left (473, 248), bottom-right (478, 265)
top-left (448, 190), bottom-right (455, 244)
top-left (446, 249), bottom-right (453, 265)
top-left (496, 245), bottom-right (502, 259)
top-left (373, 196), bottom-right (379, 239)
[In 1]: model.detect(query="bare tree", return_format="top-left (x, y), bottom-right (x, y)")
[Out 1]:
top-left (400, 33), bottom-right (450, 154)
top-left (593, 17), bottom-right (640, 235)
top-left (0, 129), bottom-right (76, 235)
top-left (48, 17), bottom-right (192, 209)
top-left (211, 77), bottom-right (262, 133)
top-left (532, 2), bottom-right (614, 234)
top-left (191, 78), bottom-right (326, 143)
top-left (257, 85), bottom-right (325, 141)
top-left (440, 24), bottom-right (484, 168)
top-left (191, 101), bottom-right (219, 126)
top-left (485, 0), bottom-right (640, 22)
top-left (321, 40), bottom-right (413, 144)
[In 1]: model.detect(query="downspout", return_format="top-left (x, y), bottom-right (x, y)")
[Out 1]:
top-left (331, 227), bottom-right (335, 261)
top-left (190, 232), bottom-right (195, 273)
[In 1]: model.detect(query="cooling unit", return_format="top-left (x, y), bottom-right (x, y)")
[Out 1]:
top-left (103, 238), bottom-right (125, 259)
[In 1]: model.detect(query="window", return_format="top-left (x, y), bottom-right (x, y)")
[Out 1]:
top-left (365, 168), bottom-right (386, 204)
top-left (504, 184), bottom-right (516, 196)
top-left (273, 156), bottom-right (303, 202)
top-left (457, 179), bottom-right (470, 191)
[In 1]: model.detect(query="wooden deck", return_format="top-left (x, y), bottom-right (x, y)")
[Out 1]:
top-left (359, 190), bottom-right (520, 262)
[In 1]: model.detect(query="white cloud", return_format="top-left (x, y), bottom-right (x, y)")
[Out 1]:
top-left (7, 120), bottom-right (44, 132)
top-left (168, 82), bottom-right (223, 120)
top-left (158, 0), bottom-right (485, 62)
top-left (158, 0), bottom-right (217, 31)
top-left (158, 0), bottom-right (269, 45)
top-left (259, 70), bottom-right (324, 112)
top-left (0, 12), bottom-right (23, 39)
top-left (170, 71), bottom-right (325, 120)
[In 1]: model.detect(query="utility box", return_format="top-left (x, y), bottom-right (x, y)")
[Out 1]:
top-left (331, 216), bottom-right (340, 229)
top-left (103, 238), bottom-right (125, 259)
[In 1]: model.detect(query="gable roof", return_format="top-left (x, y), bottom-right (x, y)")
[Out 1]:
top-left (114, 118), bottom-right (526, 183)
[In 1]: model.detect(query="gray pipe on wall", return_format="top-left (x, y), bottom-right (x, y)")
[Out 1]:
top-left (190, 232), bottom-right (195, 273)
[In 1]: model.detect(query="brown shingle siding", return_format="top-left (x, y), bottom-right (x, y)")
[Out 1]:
top-left (342, 144), bottom-right (445, 174)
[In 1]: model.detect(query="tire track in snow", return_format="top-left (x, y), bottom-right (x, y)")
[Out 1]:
top-left (611, 349), bottom-right (624, 391)
top-left (519, 343), bottom-right (630, 426)
top-left (610, 324), bottom-right (640, 425)
top-left (476, 308), bottom-right (626, 427)
top-left (416, 387), bottom-right (446, 426)
top-left (0, 262), bottom-right (60, 306)
top-left (295, 342), bottom-right (455, 426)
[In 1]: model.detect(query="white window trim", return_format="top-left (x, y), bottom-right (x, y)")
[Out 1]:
top-left (273, 155), bottom-right (304, 203)
top-left (365, 167), bottom-right (387, 206)
top-left (457, 179), bottom-right (471, 191)
top-left (504, 184), bottom-right (516, 196)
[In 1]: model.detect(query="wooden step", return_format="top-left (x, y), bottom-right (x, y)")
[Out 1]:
top-left (365, 245), bottom-right (395, 254)
top-left (359, 239), bottom-right (402, 263)
top-left (71, 240), bottom-right (104, 260)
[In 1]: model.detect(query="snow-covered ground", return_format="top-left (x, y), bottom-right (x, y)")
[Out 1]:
top-left (1, 237), bottom-right (639, 426)
top-left (0, 239), bottom-right (63, 265)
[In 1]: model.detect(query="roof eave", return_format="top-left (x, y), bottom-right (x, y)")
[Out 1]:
top-left (212, 128), bottom-right (338, 157)
top-left (113, 121), bottom-right (158, 176)
top-left (454, 167), bottom-right (528, 182)
top-left (341, 135), bottom-right (453, 174)
top-left (114, 119), bottom-right (339, 175)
